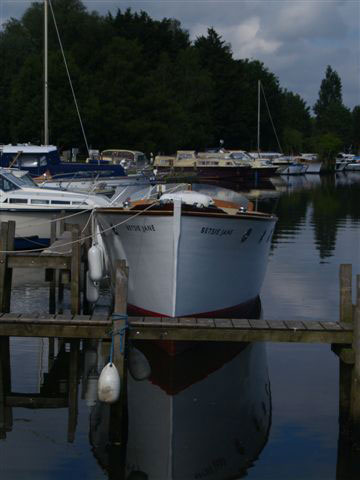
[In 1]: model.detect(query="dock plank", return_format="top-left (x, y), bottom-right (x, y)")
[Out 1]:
top-left (339, 322), bottom-right (353, 331)
top-left (232, 319), bottom-right (251, 329)
top-left (303, 321), bottom-right (325, 331)
top-left (195, 318), bottom-right (215, 328)
top-left (320, 321), bottom-right (342, 330)
top-left (214, 319), bottom-right (233, 329)
top-left (248, 319), bottom-right (269, 329)
top-left (160, 318), bottom-right (179, 326)
top-left (266, 320), bottom-right (288, 330)
top-left (178, 318), bottom-right (198, 327)
top-left (284, 321), bottom-right (306, 330)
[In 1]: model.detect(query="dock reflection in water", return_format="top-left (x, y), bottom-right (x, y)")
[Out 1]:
top-left (89, 340), bottom-right (271, 479)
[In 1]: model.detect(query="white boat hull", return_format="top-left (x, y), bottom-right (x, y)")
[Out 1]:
top-left (302, 162), bottom-right (322, 174)
top-left (276, 164), bottom-right (306, 175)
top-left (345, 163), bottom-right (360, 171)
top-left (96, 206), bottom-right (276, 317)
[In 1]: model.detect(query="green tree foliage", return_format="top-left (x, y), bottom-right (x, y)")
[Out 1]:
top-left (352, 106), bottom-right (360, 153)
top-left (313, 65), bottom-right (352, 147)
top-left (0, 2), bottom-right (356, 156)
top-left (309, 132), bottom-right (342, 168)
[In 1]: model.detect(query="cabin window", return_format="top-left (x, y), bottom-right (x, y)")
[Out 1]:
top-left (14, 155), bottom-right (48, 168)
top-left (72, 201), bottom-right (83, 205)
top-left (226, 162), bottom-right (232, 165)
top-left (9, 198), bottom-right (27, 204)
top-left (51, 200), bottom-right (70, 205)
top-left (31, 199), bottom-right (49, 205)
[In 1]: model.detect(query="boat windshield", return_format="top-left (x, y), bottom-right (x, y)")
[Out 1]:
top-left (230, 152), bottom-right (253, 161)
top-left (0, 173), bottom-right (21, 192)
top-left (15, 173), bottom-right (38, 187)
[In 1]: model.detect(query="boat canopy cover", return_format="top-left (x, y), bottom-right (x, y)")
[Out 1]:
top-left (160, 191), bottom-right (214, 208)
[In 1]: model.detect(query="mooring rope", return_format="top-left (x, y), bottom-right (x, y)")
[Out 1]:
top-left (108, 313), bottom-right (129, 363)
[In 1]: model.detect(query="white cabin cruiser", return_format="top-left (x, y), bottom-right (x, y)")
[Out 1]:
top-left (37, 170), bottom-right (154, 195)
top-left (0, 168), bottom-right (109, 244)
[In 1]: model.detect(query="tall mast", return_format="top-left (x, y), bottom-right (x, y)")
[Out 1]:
top-left (257, 79), bottom-right (260, 154)
top-left (44, 0), bottom-right (49, 145)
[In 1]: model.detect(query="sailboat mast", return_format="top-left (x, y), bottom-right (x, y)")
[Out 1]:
top-left (44, 0), bottom-right (49, 145)
top-left (257, 79), bottom-right (260, 154)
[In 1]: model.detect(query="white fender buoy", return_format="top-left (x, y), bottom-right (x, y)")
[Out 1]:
top-left (128, 347), bottom-right (151, 381)
top-left (88, 244), bottom-right (103, 282)
top-left (86, 271), bottom-right (99, 303)
top-left (97, 363), bottom-right (120, 403)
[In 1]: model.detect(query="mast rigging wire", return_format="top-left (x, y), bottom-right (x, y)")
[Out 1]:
top-left (48, 0), bottom-right (90, 156)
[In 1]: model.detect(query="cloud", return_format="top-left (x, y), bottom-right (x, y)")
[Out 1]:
top-left (218, 17), bottom-right (282, 57)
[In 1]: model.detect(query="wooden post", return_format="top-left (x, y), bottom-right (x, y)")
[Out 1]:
top-left (82, 222), bottom-right (91, 315)
top-left (70, 225), bottom-right (81, 315)
top-left (57, 270), bottom-right (64, 315)
top-left (337, 264), bottom-right (353, 436)
top-left (0, 222), bottom-right (13, 313)
top-left (350, 276), bottom-right (360, 446)
top-left (0, 336), bottom-right (12, 439)
top-left (59, 210), bottom-right (65, 235)
top-left (109, 260), bottom-right (128, 446)
top-left (67, 339), bottom-right (79, 443)
top-left (48, 216), bottom-right (57, 314)
top-left (340, 264), bottom-right (353, 323)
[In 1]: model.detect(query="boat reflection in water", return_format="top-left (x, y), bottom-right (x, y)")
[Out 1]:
top-left (87, 330), bottom-right (271, 479)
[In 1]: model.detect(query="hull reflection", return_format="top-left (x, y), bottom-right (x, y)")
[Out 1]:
top-left (89, 340), bottom-right (271, 479)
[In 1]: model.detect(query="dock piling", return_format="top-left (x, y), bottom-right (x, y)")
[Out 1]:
top-left (337, 264), bottom-right (354, 436)
top-left (109, 260), bottom-right (129, 447)
top-left (350, 276), bottom-right (360, 446)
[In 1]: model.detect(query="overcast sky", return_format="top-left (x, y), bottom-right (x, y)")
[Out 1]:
top-left (1, 0), bottom-right (359, 110)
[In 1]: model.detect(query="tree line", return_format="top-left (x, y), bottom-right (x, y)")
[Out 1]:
top-left (0, 0), bottom-right (359, 160)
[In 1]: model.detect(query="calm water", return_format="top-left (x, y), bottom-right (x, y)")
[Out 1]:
top-left (1, 172), bottom-right (360, 479)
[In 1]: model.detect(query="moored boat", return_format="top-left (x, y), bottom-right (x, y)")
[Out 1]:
top-left (95, 189), bottom-right (277, 317)
top-left (0, 143), bottom-right (127, 181)
top-left (344, 156), bottom-right (360, 171)
top-left (296, 153), bottom-right (323, 174)
top-left (153, 149), bottom-right (277, 181)
top-left (0, 168), bottom-right (109, 243)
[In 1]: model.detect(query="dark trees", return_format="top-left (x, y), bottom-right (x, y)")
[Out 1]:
top-left (313, 65), bottom-right (352, 148)
top-left (0, 2), bottom-right (356, 156)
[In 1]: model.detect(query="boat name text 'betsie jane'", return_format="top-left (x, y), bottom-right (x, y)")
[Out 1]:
top-left (200, 227), bottom-right (234, 236)
top-left (125, 224), bottom-right (156, 232)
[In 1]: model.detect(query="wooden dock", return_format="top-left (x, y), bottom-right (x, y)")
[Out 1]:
top-left (0, 220), bottom-right (360, 449)
top-left (0, 313), bottom-right (353, 344)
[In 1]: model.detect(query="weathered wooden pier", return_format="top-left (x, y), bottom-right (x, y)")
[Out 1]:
top-left (0, 220), bottom-right (360, 453)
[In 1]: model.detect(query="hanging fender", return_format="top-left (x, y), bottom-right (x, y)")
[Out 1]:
top-left (86, 271), bottom-right (99, 304)
top-left (88, 244), bottom-right (103, 282)
top-left (97, 363), bottom-right (120, 403)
